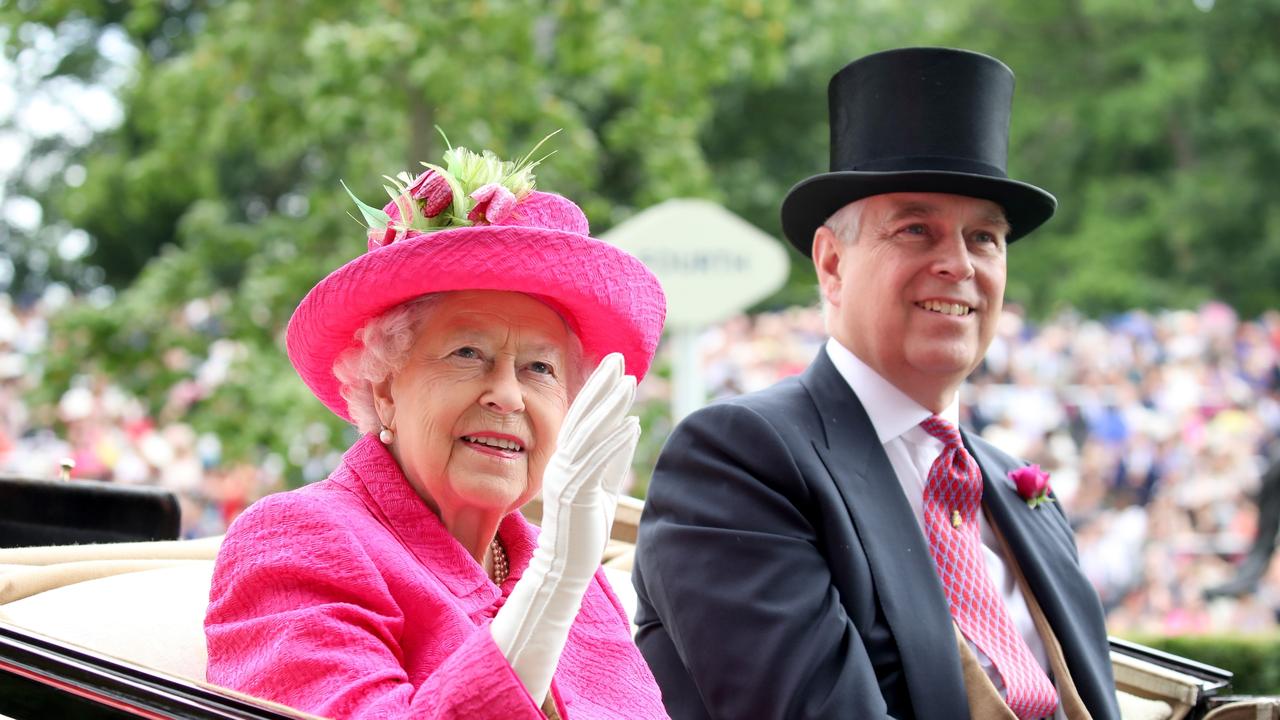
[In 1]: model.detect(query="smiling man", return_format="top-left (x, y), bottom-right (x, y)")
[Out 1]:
top-left (633, 48), bottom-right (1121, 720)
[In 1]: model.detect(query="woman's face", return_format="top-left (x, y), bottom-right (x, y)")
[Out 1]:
top-left (375, 291), bottom-right (574, 518)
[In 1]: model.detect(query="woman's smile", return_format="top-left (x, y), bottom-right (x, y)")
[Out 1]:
top-left (459, 432), bottom-right (527, 460)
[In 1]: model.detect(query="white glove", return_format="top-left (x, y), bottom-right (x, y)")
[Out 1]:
top-left (489, 352), bottom-right (640, 703)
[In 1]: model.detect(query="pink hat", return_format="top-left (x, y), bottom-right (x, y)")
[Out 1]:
top-left (286, 142), bottom-right (667, 423)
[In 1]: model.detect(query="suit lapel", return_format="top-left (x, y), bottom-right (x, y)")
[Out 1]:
top-left (801, 352), bottom-right (970, 719)
top-left (966, 435), bottom-right (1082, 592)
top-left (967, 433), bottom-right (1115, 719)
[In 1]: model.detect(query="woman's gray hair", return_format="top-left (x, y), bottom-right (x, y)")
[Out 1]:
top-left (333, 292), bottom-right (587, 434)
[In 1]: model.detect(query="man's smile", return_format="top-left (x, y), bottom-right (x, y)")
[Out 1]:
top-left (915, 299), bottom-right (973, 317)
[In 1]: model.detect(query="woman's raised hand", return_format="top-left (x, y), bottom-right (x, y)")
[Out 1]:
top-left (489, 352), bottom-right (640, 703)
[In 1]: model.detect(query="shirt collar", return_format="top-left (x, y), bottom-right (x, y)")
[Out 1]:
top-left (824, 337), bottom-right (960, 444)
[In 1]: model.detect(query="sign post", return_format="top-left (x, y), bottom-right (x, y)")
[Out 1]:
top-left (603, 199), bottom-right (789, 420)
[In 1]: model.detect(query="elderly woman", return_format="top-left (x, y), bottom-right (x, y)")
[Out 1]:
top-left (204, 143), bottom-right (668, 719)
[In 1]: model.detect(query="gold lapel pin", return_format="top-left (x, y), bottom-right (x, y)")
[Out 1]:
top-left (951, 510), bottom-right (963, 529)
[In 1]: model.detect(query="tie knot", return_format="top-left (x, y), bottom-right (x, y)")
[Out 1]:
top-left (920, 415), bottom-right (963, 448)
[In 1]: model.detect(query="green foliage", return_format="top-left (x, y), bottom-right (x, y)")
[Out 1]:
top-left (5, 0), bottom-right (794, 481)
top-left (7, 0), bottom-right (1280, 478)
top-left (1122, 634), bottom-right (1280, 696)
top-left (948, 0), bottom-right (1280, 318)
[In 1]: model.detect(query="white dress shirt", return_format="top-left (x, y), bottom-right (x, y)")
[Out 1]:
top-left (825, 338), bottom-right (1061, 713)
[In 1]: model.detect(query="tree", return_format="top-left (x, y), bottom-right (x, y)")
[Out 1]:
top-left (939, 0), bottom-right (1280, 317)
top-left (8, 0), bottom-right (1280, 483)
top-left (6, 0), bottom-right (794, 482)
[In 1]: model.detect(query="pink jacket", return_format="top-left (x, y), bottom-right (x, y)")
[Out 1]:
top-left (205, 434), bottom-right (666, 719)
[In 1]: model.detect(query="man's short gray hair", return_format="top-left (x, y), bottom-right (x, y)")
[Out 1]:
top-left (332, 292), bottom-right (587, 434)
top-left (817, 199), bottom-right (868, 322)
top-left (823, 199), bottom-right (866, 246)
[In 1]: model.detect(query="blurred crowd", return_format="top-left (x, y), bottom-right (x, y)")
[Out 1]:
top-left (3, 288), bottom-right (1280, 634)
top-left (687, 302), bottom-right (1280, 635)
top-left (0, 289), bottom-right (284, 539)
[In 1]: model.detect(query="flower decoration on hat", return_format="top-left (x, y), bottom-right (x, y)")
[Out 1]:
top-left (1008, 464), bottom-right (1054, 509)
top-left (286, 127), bottom-right (665, 424)
top-left (342, 129), bottom-right (559, 251)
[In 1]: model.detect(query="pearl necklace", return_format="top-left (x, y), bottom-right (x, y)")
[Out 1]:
top-left (489, 537), bottom-right (509, 586)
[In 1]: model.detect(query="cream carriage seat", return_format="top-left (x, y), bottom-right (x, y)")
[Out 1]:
top-left (0, 536), bottom-right (221, 681)
top-left (0, 500), bottom-right (1270, 720)
top-left (0, 499), bottom-right (645, 685)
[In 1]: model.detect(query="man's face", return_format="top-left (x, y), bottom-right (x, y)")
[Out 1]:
top-left (815, 192), bottom-right (1009, 411)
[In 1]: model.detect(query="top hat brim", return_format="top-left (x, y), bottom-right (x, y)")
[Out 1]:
top-left (780, 169), bottom-right (1057, 256)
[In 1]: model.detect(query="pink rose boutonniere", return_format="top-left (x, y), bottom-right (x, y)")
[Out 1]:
top-left (1008, 464), bottom-right (1054, 509)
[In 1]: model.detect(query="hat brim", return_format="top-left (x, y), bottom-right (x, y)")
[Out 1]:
top-left (780, 170), bottom-right (1057, 256)
top-left (286, 225), bottom-right (666, 422)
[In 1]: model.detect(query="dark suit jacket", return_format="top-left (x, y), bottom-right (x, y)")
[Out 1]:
top-left (633, 350), bottom-right (1120, 720)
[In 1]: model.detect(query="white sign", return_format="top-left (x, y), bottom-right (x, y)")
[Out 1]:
top-left (602, 199), bottom-right (790, 329)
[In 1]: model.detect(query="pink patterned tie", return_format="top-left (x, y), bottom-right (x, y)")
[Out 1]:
top-left (919, 416), bottom-right (1059, 720)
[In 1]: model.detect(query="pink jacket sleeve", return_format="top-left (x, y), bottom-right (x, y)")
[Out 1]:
top-left (204, 493), bottom-right (547, 720)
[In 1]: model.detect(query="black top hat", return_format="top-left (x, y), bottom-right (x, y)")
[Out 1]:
top-left (780, 47), bottom-right (1056, 256)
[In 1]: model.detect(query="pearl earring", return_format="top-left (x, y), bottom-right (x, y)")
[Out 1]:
top-left (379, 425), bottom-right (394, 444)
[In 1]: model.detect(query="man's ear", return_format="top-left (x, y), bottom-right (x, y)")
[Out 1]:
top-left (812, 225), bottom-right (843, 307)
top-left (372, 378), bottom-right (396, 429)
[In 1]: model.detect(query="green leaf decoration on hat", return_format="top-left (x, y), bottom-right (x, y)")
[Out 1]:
top-left (341, 180), bottom-right (392, 228)
top-left (344, 128), bottom-right (560, 237)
